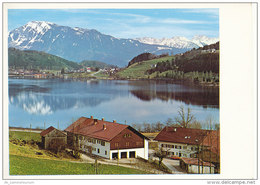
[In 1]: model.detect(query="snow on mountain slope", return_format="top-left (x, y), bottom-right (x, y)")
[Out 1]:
top-left (8, 21), bottom-right (217, 66)
top-left (8, 21), bottom-right (183, 66)
top-left (135, 36), bottom-right (219, 49)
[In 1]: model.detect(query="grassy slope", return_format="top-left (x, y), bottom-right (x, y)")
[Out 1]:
top-left (9, 131), bottom-right (41, 142)
top-left (9, 155), bottom-right (147, 175)
top-left (80, 60), bottom-right (115, 69)
top-left (116, 56), bottom-right (174, 79)
top-left (9, 131), bottom-right (148, 175)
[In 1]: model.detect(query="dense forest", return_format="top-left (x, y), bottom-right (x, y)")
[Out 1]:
top-left (8, 48), bottom-right (81, 70)
top-left (145, 42), bottom-right (219, 83)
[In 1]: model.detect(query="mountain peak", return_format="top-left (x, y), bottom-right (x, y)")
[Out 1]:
top-left (135, 36), bottom-right (219, 49)
top-left (24, 21), bottom-right (54, 34)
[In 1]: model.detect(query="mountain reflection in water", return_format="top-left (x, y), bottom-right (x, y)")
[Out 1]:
top-left (131, 89), bottom-right (219, 108)
top-left (8, 78), bottom-right (219, 129)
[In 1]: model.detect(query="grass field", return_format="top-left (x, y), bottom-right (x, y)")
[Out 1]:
top-left (9, 155), bottom-right (148, 175)
top-left (9, 131), bottom-right (150, 175)
top-left (116, 56), bottom-right (174, 79)
top-left (9, 131), bottom-right (41, 142)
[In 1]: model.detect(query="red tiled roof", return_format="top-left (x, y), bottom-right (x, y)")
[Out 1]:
top-left (40, 126), bottom-right (55, 136)
top-left (65, 117), bottom-right (129, 141)
top-left (181, 157), bottom-right (215, 167)
top-left (154, 127), bottom-right (210, 145)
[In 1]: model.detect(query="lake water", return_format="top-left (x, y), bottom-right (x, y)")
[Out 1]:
top-left (8, 78), bottom-right (219, 130)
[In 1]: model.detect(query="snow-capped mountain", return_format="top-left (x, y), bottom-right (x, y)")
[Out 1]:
top-left (9, 21), bottom-right (187, 67)
top-left (135, 36), bottom-right (219, 49)
top-left (8, 21), bottom-right (218, 66)
top-left (191, 35), bottom-right (219, 47)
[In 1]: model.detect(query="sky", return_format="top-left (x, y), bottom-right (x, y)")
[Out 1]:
top-left (8, 9), bottom-right (219, 39)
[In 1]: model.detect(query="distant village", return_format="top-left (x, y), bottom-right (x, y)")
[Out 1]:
top-left (8, 66), bottom-right (119, 79)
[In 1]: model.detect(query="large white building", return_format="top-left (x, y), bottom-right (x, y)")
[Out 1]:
top-left (154, 127), bottom-right (219, 158)
top-left (65, 116), bottom-right (149, 160)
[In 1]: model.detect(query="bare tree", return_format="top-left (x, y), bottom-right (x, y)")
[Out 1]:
top-left (154, 147), bottom-right (168, 168)
top-left (205, 115), bottom-right (216, 130)
top-left (165, 118), bottom-right (174, 126)
top-left (189, 121), bottom-right (202, 129)
top-left (175, 106), bottom-right (195, 128)
top-left (143, 122), bottom-right (152, 133)
top-left (154, 121), bottom-right (164, 132)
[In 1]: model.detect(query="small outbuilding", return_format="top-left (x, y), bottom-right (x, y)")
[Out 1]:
top-left (180, 157), bottom-right (215, 174)
top-left (40, 126), bottom-right (67, 150)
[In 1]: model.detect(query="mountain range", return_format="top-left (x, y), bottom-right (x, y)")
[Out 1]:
top-left (8, 21), bottom-right (219, 67)
top-left (135, 36), bottom-right (219, 49)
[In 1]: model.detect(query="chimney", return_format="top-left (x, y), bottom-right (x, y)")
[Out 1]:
top-left (94, 119), bottom-right (98, 125)
top-left (103, 124), bottom-right (107, 130)
top-left (101, 118), bottom-right (105, 121)
top-left (90, 116), bottom-right (93, 119)
top-left (113, 120), bottom-right (116, 123)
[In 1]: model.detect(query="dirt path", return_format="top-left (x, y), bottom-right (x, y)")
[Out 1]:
top-left (79, 153), bottom-right (167, 174)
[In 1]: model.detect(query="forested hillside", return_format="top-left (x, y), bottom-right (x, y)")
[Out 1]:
top-left (8, 48), bottom-right (81, 70)
top-left (146, 42), bottom-right (219, 83)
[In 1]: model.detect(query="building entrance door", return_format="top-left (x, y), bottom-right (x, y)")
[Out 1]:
top-left (112, 152), bottom-right (118, 159)
top-left (121, 152), bottom-right (127, 158)
top-left (129, 151), bottom-right (136, 158)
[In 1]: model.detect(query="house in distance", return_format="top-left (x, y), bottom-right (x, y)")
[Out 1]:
top-left (64, 116), bottom-right (149, 160)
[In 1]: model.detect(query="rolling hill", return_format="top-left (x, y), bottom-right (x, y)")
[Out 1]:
top-left (115, 55), bottom-right (175, 79)
top-left (8, 47), bottom-right (81, 70)
top-left (80, 60), bottom-right (116, 69)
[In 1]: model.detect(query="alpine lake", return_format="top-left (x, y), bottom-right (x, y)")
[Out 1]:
top-left (8, 78), bottom-right (219, 130)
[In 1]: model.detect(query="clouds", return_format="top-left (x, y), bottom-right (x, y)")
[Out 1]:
top-left (161, 18), bottom-right (211, 25)
top-left (8, 8), bottom-right (219, 39)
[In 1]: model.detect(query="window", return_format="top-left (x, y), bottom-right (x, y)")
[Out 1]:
top-left (105, 151), bottom-right (107, 155)
top-left (101, 141), bottom-right (105, 146)
top-left (115, 143), bottom-right (119, 148)
top-left (183, 146), bottom-right (187, 150)
top-left (126, 142), bottom-right (129, 147)
top-left (92, 147), bottom-right (96, 151)
top-left (191, 147), bottom-right (193, 151)
top-left (179, 146), bottom-right (182, 149)
top-left (171, 145), bottom-right (174, 148)
top-left (172, 152), bottom-right (174, 155)
top-left (98, 149), bottom-right (100, 153)
top-left (123, 133), bottom-right (132, 138)
top-left (92, 139), bottom-right (96, 144)
top-left (175, 145), bottom-right (178, 149)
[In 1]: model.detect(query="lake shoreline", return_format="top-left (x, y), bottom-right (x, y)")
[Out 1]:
top-left (8, 75), bottom-right (219, 89)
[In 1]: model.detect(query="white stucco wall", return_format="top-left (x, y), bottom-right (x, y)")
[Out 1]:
top-left (110, 147), bottom-right (146, 159)
top-left (79, 138), bottom-right (110, 159)
top-left (78, 137), bottom-right (149, 160)
top-left (188, 165), bottom-right (215, 174)
top-left (158, 141), bottom-right (198, 158)
top-left (144, 139), bottom-right (149, 160)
